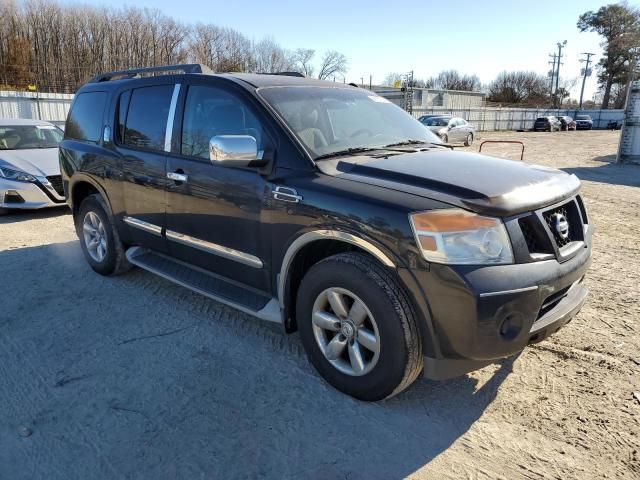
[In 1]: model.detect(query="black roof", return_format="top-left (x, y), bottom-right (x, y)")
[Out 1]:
top-left (83, 64), bottom-right (354, 91)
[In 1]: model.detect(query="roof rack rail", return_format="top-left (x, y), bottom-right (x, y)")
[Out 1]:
top-left (263, 71), bottom-right (306, 78)
top-left (89, 64), bottom-right (213, 83)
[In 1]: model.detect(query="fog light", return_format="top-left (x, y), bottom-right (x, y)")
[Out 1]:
top-left (4, 190), bottom-right (24, 204)
top-left (499, 313), bottom-right (523, 340)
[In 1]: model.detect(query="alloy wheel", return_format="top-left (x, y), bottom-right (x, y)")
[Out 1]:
top-left (82, 211), bottom-right (107, 262)
top-left (311, 287), bottom-right (381, 376)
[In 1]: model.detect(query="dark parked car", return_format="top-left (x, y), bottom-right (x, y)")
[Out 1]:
top-left (60, 64), bottom-right (592, 401)
top-left (559, 116), bottom-right (576, 131)
top-left (575, 115), bottom-right (593, 130)
top-left (533, 116), bottom-right (561, 132)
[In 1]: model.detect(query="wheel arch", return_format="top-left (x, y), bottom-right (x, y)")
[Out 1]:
top-left (70, 176), bottom-right (112, 217)
top-left (278, 230), bottom-right (396, 333)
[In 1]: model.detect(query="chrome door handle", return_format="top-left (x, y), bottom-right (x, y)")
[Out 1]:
top-left (167, 172), bottom-right (188, 183)
top-left (273, 186), bottom-right (302, 203)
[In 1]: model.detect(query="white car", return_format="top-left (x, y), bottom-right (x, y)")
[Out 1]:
top-left (0, 119), bottom-right (66, 215)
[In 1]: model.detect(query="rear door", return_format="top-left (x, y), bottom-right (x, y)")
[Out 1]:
top-left (163, 78), bottom-right (273, 293)
top-left (116, 82), bottom-right (178, 252)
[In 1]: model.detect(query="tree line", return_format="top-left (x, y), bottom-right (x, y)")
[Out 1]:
top-left (0, 0), bottom-right (348, 92)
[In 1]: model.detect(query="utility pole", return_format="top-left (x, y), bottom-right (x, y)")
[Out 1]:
top-left (548, 53), bottom-right (558, 103)
top-left (578, 52), bottom-right (595, 109)
top-left (554, 41), bottom-right (567, 108)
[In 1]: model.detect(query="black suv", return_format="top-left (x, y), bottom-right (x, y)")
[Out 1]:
top-left (533, 116), bottom-right (562, 132)
top-left (60, 64), bottom-right (592, 401)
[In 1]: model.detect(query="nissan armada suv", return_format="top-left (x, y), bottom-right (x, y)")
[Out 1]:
top-left (59, 64), bottom-right (592, 401)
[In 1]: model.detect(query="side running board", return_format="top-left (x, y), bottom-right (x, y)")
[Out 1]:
top-left (126, 247), bottom-right (282, 324)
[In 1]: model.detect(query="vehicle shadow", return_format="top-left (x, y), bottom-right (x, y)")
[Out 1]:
top-left (0, 206), bottom-right (70, 224)
top-left (0, 240), bottom-right (516, 479)
top-left (562, 154), bottom-right (640, 187)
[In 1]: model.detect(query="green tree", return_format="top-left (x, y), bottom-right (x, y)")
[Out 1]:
top-left (578, 2), bottom-right (640, 109)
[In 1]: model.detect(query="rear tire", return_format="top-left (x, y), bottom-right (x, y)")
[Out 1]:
top-left (296, 252), bottom-right (423, 401)
top-left (75, 194), bottom-right (130, 276)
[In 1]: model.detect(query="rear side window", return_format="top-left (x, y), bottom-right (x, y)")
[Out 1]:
top-left (122, 85), bottom-right (174, 151)
top-left (65, 91), bottom-right (107, 142)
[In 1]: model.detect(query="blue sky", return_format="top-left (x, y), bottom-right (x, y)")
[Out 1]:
top-left (67, 0), bottom-right (617, 99)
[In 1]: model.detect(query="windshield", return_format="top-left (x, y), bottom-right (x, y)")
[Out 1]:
top-left (576, 115), bottom-right (591, 120)
top-left (421, 116), bottom-right (450, 126)
top-left (258, 86), bottom-right (443, 159)
top-left (0, 125), bottom-right (63, 150)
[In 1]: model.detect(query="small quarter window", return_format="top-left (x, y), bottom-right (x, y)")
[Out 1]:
top-left (65, 91), bottom-right (107, 143)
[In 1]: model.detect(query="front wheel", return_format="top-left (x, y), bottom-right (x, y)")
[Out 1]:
top-left (441, 134), bottom-right (449, 143)
top-left (75, 194), bottom-right (130, 276)
top-left (297, 252), bottom-right (423, 401)
top-left (464, 133), bottom-right (473, 146)
top-left (0, 207), bottom-right (8, 216)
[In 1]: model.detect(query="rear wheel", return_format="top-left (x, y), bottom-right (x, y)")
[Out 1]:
top-left (297, 252), bottom-right (423, 401)
top-left (464, 133), bottom-right (473, 146)
top-left (75, 194), bottom-right (130, 276)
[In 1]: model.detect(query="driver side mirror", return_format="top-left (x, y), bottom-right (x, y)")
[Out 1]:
top-left (209, 135), bottom-right (263, 167)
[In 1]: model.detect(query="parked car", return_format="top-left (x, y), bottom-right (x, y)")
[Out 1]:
top-left (575, 115), bottom-right (593, 130)
top-left (419, 115), bottom-right (475, 145)
top-left (0, 119), bottom-right (66, 215)
top-left (559, 116), bottom-right (576, 131)
top-left (533, 116), bottom-right (561, 132)
top-left (607, 120), bottom-right (622, 130)
top-left (60, 65), bottom-right (592, 401)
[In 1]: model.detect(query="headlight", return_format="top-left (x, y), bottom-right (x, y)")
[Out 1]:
top-left (409, 209), bottom-right (514, 265)
top-left (0, 165), bottom-right (37, 183)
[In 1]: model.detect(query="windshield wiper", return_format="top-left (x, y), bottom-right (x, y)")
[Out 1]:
top-left (314, 147), bottom-right (382, 161)
top-left (383, 140), bottom-right (440, 148)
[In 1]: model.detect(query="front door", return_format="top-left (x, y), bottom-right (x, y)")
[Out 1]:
top-left (117, 83), bottom-right (177, 252)
top-left (164, 80), bottom-right (272, 293)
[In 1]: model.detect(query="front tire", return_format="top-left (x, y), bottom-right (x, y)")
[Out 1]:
top-left (441, 134), bottom-right (449, 143)
top-left (297, 252), bottom-right (423, 401)
top-left (0, 207), bottom-right (8, 216)
top-left (75, 194), bottom-right (130, 276)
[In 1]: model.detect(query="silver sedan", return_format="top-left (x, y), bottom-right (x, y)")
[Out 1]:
top-left (0, 119), bottom-right (66, 215)
top-left (418, 115), bottom-right (475, 146)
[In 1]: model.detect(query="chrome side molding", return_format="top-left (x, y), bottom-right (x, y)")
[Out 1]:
top-left (123, 216), bottom-right (163, 236)
top-left (165, 230), bottom-right (263, 269)
top-left (278, 230), bottom-right (396, 308)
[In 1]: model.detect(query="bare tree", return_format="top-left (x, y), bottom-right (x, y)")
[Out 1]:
top-left (252, 37), bottom-right (295, 73)
top-left (293, 48), bottom-right (315, 76)
top-left (317, 50), bottom-right (347, 80)
top-left (488, 71), bottom-right (549, 105)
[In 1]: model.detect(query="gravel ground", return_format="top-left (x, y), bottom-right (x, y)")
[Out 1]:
top-left (0, 130), bottom-right (638, 479)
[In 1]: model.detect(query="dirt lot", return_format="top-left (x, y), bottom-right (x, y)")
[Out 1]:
top-left (1, 130), bottom-right (638, 479)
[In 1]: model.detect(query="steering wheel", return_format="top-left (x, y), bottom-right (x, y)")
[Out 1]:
top-left (349, 128), bottom-right (373, 138)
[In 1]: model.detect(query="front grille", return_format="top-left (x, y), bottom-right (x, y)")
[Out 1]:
top-left (519, 215), bottom-right (554, 254)
top-left (46, 175), bottom-right (64, 197)
top-left (542, 199), bottom-right (583, 249)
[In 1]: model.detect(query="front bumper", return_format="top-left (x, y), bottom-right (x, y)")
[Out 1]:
top-left (414, 228), bottom-right (592, 380)
top-left (0, 177), bottom-right (66, 210)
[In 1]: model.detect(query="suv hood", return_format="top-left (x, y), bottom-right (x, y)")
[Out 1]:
top-left (317, 149), bottom-right (580, 216)
top-left (0, 148), bottom-right (60, 177)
